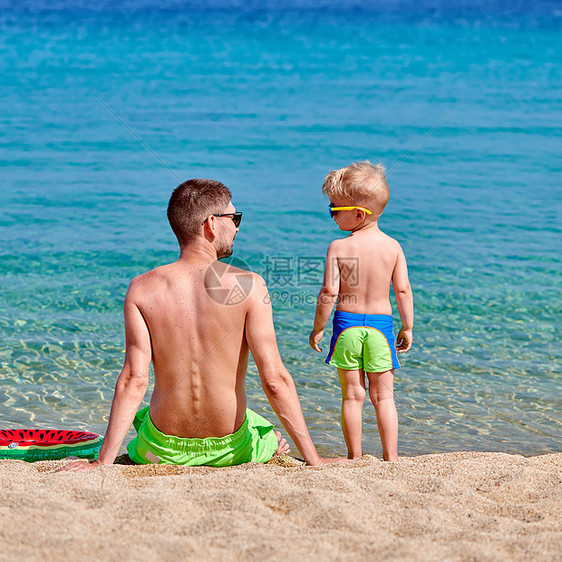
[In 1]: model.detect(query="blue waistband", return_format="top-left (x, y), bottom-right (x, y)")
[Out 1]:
top-left (333, 310), bottom-right (393, 329)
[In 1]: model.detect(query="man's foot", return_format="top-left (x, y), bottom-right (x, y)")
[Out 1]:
top-left (274, 431), bottom-right (290, 456)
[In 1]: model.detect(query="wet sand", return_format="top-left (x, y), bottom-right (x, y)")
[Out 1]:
top-left (1, 452), bottom-right (560, 561)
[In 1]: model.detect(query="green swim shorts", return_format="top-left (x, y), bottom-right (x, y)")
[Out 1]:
top-left (326, 312), bottom-right (401, 372)
top-left (127, 406), bottom-right (279, 467)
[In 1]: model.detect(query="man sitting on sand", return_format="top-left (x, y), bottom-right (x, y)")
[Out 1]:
top-left (64, 179), bottom-right (344, 470)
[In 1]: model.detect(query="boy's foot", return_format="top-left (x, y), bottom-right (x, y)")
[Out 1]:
top-left (383, 455), bottom-right (398, 462)
top-left (274, 431), bottom-right (290, 456)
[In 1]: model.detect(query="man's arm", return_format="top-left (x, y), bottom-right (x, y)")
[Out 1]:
top-left (392, 244), bottom-right (414, 353)
top-left (60, 281), bottom-right (151, 471)
top-left (245, 275), bottom-right (341, 466)
top-left (309, 243), bottom-right (340, 352)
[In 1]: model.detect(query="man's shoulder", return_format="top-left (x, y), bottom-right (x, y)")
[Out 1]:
top-left (127, 265), bottom-right (170, 296)
top-left (209, 259), bottom-right (255, 277)
top-left (204, 260), bottom-right (265, 308)
top-left (206, 260), bottom-right (259, 290)
top-left (133, 264), bottom-right (169, 283)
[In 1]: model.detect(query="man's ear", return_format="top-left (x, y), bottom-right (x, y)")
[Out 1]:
top-left (202, 215), bottom-right (217, 240)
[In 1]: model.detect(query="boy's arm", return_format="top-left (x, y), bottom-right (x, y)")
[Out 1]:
top-left (392, 244), bottom-right (414, 353)
top-left (59, 282), bottom-right (151, 471)
top-left (309, 243), bottom-right (340, 352)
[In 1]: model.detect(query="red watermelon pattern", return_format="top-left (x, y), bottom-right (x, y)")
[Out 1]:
top-left (0, 429), bottom-right (103, 461)
top-left (0, 429), bottom-right (100, 447)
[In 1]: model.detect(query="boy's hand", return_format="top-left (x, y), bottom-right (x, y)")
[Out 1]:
top-left (309, 329), bottom-right (324, 353)
top-left (396, 327), bottom-right (413, 353)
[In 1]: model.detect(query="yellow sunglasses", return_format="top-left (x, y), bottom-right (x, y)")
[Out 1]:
top-left (328, 205), bottom-right (372, 218)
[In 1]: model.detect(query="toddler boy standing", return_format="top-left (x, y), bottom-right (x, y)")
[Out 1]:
top-left (309, 161), bottom-right (413, 461)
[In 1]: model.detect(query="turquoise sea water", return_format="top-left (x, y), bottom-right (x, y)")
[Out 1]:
top-left (1, 1), bottom-right (560, 457)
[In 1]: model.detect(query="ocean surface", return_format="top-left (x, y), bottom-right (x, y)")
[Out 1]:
top-left (1, 0), bottom-right (560, 458)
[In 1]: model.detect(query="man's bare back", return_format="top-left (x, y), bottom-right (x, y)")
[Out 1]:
top-left (130, 256), bottom-right (254, 438)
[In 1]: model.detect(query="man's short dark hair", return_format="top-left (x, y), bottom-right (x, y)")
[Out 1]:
top-left (167, 179), bottom-right (232, 246)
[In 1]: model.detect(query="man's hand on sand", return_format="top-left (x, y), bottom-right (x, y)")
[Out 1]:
top-left (396, 327), bottom-right (412, 353)
top-left (273, 431), bottom-right (290, 456)
top-left (309, 329), bottom-right (324, 353)
top-left (56, 459), bottom-right (103, 472)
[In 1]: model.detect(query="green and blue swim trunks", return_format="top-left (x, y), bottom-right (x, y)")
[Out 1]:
top-left (326, 311), bottom-right (400, 372)
top-left (127, 406), bottom-right (278, 467)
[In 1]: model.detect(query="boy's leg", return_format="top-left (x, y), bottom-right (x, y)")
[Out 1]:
top-left (366, 370), bottom-right (398, 462)
top-left (337, 368), bottom-right (366, 459)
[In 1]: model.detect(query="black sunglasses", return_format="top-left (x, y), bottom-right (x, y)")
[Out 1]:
top-left (202, 212), bottom-right (243, 228)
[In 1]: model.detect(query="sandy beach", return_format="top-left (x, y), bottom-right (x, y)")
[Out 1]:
top-left (1, 451), bottom-right (560, 561)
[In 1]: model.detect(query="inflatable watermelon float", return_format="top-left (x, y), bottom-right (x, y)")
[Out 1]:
top-left (0, 429), bottom-right (103, 462)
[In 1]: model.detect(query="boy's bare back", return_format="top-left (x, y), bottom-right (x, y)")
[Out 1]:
top-left (327, 225), bottom-right (409, 316)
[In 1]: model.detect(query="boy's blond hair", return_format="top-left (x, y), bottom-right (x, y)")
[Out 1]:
top-left (322, 161), bottom-right (389, 217)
